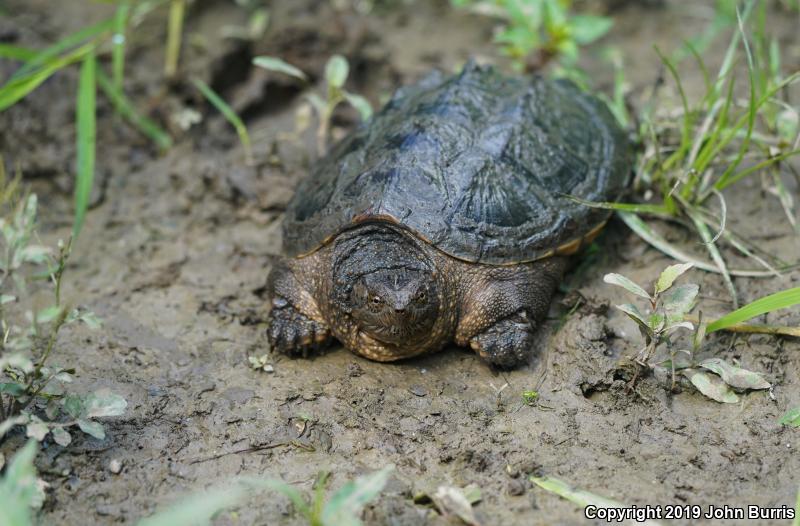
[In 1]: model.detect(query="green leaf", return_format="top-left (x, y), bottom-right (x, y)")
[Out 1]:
top-left (0, 294), bottom-right (15, 304)
top-left (603, 273), bottom-right (651, 300)
top-left (0, 382), bottom-right (26, 396)
top-left (530, 475), bottom-right (663, 526)
top-left (569, 15), bottom-right (613, 44)
top-left (0, 41), bottom-right (96, 111)
top-left (780, 407), bottom-right (800, 427)
top-left (343, 92), bottom-right (373, 121)
top-left (252, 56), bottom-right (307, 81)
top-left (325, 55), bottom-right (349, 89)
top-left (84, 389), bottom-right (127, 418)
top-left (707, 287), bottom-right (800, 333)
top-left (77, 419), bottom-right (106, 440)
top-left (10, 17), bottom-right (113, 80)
top-left (36, 305), bottom-right (64, 324)
top-left (698, 358), bottom-right (770, 390)
top-left (137, 486), bottom-right (249, 526)
top-left (660, 283), bottom-right (699, 320)
top-left (321, 465), bottom-right (394, 526)
top-left (0, 440), bottom-right (39, 526)
top-left (655, 263), bottom-right (694, 294)
top-left (52, 427), bottom-right (72, 447)
top-left (25, 422), bottom-right (49, 442)
top-left (73, 50), bottom-right (97, 238)
top-left (63, 394), bottom-right (84, 419)
top-left (615, 303), bottom-right (650, 332)
top-left (18, 244), bottom-right (51, 264)
top-left (683, 369), bottom-right (739, 404)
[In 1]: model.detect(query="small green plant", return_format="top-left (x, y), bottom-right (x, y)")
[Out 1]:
top-left (138, 466), bottom-right (394, 526)
top-left (582, 1), bottom-right (800, 306)
top-left (604, 263), bottom-right (698, 368)
top-left (604, 263), bottom-right (797, 403)
top-left (254, 54), bottom-right (373, 154)
top-left (521, 389), bottom-right (539, 406)
top-left (0, 3), bottom-right (173, 236)
top-left (450, 0), bottom-right (612, 75)
top-left (1, 180), bottom-right (126, 447)
top-left (780, 407), bottom-right (800, 428)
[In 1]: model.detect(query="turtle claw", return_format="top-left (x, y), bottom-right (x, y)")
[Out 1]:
top-left (470, 312), bottom-right (534, 368)
top-left (268, 300), bottom-right (332, 357)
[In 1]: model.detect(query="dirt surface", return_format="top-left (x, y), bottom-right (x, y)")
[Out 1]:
top-left (1, 1), bottom-right (799, 525)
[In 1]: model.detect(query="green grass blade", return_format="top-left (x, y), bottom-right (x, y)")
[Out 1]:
top-left (686, 207), bottom-right (737, 307)
top-left (112, 2), bottom-right (131, 90)
top-left (616, 212), bottom-right (781, 277)
top-left (710, 6), bottom-right (758, 194)
top-left (707, 287), bottom-right (800, 333)
top-left (0, 44), bottom-right (37, 61)
top-left (191, 77), bottom-right (252, 163)
top-left (721, 149), bottom-right (800, 189)
top-left (565, 195), bottom-right (670, 215)
top-left (0, 41), bottom-right (95, 111)
top-left (10, 17), bottom-right (113, 81)
top-left (74, 51), bottom-right (97, 238)
top-left (654, 46), bottom-right (693, 163)
top-left (531, 475), bottom-right (663, 526)
top-left (97, 69), bottom-right (172, 150)
top-left (165, 0), bottom-right (185, 78)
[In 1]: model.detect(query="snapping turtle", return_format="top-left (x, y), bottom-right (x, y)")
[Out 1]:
top-left (267, 62), bottom-right (631, 367)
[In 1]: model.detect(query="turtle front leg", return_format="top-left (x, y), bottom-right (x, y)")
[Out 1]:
top-left (267, 259), bottom-right (332, 357)
top-left (455, 257), bottom-right (567, 368)
top-left (469, 311), bottom-right (536, 367)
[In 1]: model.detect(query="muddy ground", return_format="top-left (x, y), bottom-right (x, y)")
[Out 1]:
top-left (1, 0), bottom-right (799, 524)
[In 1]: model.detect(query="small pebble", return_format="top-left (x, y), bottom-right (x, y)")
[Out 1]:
top-left (263, 364), bottom-right (274, 373)
top-left (409, 385), bottom-right (427, 397)
top-left (109, 459), bottom-right (122, 474)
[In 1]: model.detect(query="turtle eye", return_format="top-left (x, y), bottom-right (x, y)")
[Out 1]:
top-left (370, 296), bottom-right (384, 306)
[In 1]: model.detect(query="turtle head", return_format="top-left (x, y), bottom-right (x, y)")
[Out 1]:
top-left (350, 267), bottom-right (439, 346)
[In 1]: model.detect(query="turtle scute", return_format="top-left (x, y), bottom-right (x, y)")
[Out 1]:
top-left (283, 61), bottom-right (632, 264)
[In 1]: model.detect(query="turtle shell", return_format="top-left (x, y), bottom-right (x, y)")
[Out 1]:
top-left (283, 61), bottom-right (632, 265)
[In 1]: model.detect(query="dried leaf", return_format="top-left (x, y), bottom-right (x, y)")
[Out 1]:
top-left (432, 486), bottom-right (480, 526)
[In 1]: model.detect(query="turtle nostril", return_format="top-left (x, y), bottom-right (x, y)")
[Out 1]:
top-left (394, 308), bottom-right (405, 315)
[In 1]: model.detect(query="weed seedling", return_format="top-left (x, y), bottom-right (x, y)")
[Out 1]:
top-left (451, 0), bottom-right (612, 76)
top-left (1, 179), bottom-right (126, 448)
top-left (254, 54), bottom-right (373, 154)
top-left (606, 263), bottom-right (799, 403)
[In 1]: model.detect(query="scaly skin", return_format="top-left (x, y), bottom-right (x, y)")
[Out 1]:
top-left (267, 223), bottom-right (566, 367)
